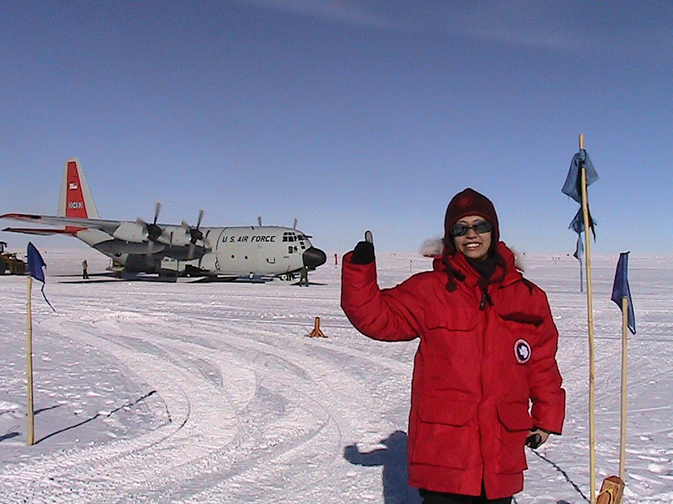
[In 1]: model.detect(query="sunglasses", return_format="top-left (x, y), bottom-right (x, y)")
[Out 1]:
top-left (449, 220), bottom-right (493, 237)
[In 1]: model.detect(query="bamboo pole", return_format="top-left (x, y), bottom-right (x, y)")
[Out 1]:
top-left (620, 296), bottom-right (629, 481)
top-left (26, 275), bottom-right (35, 446)
top-left (579, 133), bottom-right (597, 504)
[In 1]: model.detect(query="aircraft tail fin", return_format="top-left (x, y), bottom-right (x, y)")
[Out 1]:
top-left (57, 158), bottom-right (100, 220)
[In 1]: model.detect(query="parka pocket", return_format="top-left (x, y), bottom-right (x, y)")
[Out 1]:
top-left (494, 313), bottom-right (541, 370)
top-left (411, 396), bottom-right (477, 469)
top-left (495, 401), bottom-right (533, 474)
top-left (426, 309), bottom-right (478, 332)
top-left (423, 309), bottom-right (479, 376)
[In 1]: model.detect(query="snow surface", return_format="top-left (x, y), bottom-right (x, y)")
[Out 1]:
top-left (1, 249), bottom-right (673, 503)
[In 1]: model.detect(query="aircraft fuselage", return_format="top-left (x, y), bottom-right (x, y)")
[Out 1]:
top-left (84, 225), bottom-right (324, 277)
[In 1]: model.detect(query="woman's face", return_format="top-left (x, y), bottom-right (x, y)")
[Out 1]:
top-left (452, 215), bottom-right (492, 260)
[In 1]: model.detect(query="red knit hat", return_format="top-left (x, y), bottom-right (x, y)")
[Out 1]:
top-left (443, 188), bottom-right (499, 255)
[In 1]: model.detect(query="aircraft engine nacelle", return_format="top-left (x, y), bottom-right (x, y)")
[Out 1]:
top-left (161, 227), bottom-right (192, 247)
top-left (113, 222), bottom-right (148, 243)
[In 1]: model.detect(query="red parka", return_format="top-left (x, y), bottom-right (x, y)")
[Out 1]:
top-left (341, 242), bottom-right (565, 499)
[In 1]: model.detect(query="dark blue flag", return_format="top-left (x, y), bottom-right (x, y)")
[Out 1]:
top-left (27, 242), bottom-right (55, 311)
top-left (27, 242), bottom-right (46, 283)
top-left (611, 252), bottom-right (635, 334)
top-left (563, 149), bottom-right (599, 248)
top-left (561, 149), bottom-right (599, 204)
top-left (573, 234), bottom-right (584, 262)
top-left (568, 207), bottom-right (597, 239)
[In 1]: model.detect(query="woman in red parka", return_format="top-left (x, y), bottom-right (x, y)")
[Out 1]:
top-left (341, 188), bottom-right (565, 504)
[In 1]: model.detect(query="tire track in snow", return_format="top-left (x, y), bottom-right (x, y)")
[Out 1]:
top-left (0, 315), bottom-right (245, 503)
top-left (117, 310), bottom-right (414, 502)
top-left (169, 320), bottom-right (403, 503)
top-left (1, 305), bottom-right (412, 503)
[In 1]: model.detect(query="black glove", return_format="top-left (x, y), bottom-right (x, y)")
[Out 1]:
top-left (525, 428), bottom-right (550, 449)
top-left (351, 230), bottom-right (375, 265)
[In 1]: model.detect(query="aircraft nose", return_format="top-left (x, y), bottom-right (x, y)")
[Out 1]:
top-left (303, 247), bottom-right (327, 270)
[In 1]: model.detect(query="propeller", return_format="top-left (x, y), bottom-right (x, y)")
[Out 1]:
top-left (191, 209), bottom-right (205, 244)
top-left (135, 202), bottom-right (165, 256)
top-left (181, 209), bottom-right (209, 259)
top-left (146, 202), bottom-right (163, 241)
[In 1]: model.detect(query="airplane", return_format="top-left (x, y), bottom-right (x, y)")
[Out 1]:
top-left (1, 158), bottom-right (327, 281)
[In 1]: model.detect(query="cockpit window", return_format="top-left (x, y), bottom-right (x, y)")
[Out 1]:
top-left (283, 232), bottom-right (299, 242)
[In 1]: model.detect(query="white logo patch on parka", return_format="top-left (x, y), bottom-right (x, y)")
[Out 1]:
top-left (514, 339), bottom-right (532, 364)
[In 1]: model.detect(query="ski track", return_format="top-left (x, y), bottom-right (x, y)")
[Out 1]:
top-left (1, 271), bottom-right (414, 503)
top-left (1, 252), bottom-right (673, 503)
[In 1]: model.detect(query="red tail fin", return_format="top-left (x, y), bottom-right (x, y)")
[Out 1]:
top-left (57, 158), bottom-right (99, 234)
top-left (64, 159), bottom-right (89, 219)
top-left (58, 158), bottom-right (99, 218)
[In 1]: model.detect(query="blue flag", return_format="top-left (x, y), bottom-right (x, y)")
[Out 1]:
top-left (27, 242), bottom-right (55, 311)
top-left (562, 148), bottom-right (599, 250)
top-left (573, 234), bottom-right (584, 262)
top-left (27, 242), bottom-right (46, 283)
top-left (611, 252), bottom-right (635, 334)
top-left (568, 207), bottom-right (597, 240)
top-left (561, 149), bottom-right (599, 204)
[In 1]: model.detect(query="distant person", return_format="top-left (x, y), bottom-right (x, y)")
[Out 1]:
top-left (341, 188), bottom-right (566, 503)
top-left (82, 259), bottom-right (89, 279)
top-left (299, 265), bottom-right (309, 286)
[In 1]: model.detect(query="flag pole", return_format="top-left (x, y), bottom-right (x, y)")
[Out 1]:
top-left (26, 274), bottom-right (35, 446)
top-left (579, 251), bottom-right (584, 292)
top-left (579, 133), bottom-right (597, 504)
top-left (619, 296), bottom-right (629, 481)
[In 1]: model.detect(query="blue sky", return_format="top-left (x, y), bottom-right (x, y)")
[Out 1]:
top-left (1, 1), bottom-right (672, 256)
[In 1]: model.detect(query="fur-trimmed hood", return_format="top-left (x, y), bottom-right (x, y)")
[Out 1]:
top-left (420, 237), bottom-right (444, 258)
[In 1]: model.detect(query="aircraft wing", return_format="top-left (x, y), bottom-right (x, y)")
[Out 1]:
top-left (1, 226), bottom-right (78, 236)
top-left (1, 212), bottom-right (211, 260)
top-left (0, 213), bottom-right (122, 235)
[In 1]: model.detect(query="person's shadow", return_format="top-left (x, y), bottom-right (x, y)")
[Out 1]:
top-left (344, 430), bottom-right (422, 504)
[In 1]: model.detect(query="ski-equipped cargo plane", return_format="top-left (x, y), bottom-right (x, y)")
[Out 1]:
top-left (1, 158), bottom-right (327, 280)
